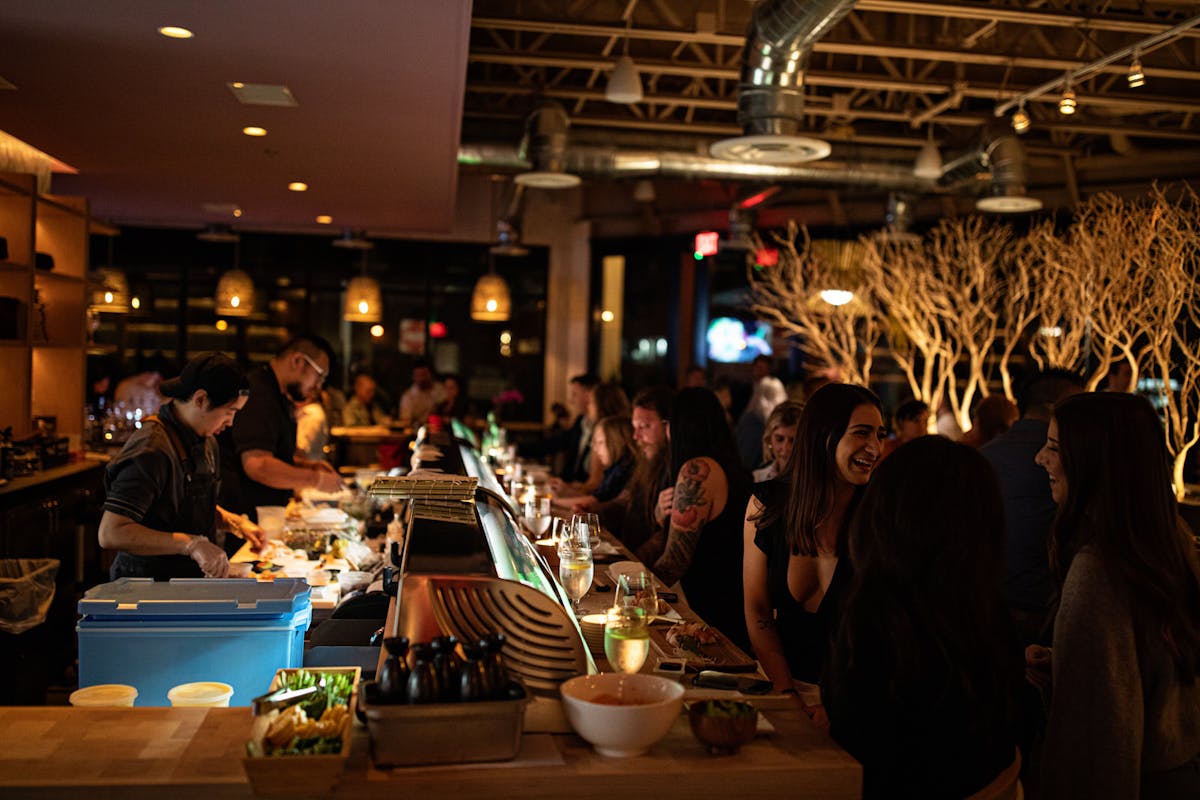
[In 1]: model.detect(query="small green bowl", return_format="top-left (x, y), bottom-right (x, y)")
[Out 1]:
top-left (687, 700), bottom-right (757, 755)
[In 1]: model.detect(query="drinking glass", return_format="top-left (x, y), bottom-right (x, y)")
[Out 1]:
top-left (615, 570), bottom-right (659, 619)
top-left (604, 605), bottom-right (650, 674)
top-left (571, 512), bottom-right (602, 550)
top-left (523, 496), bottom-right (553, 539)
top-left (558, 543), bottom-right (594, 614)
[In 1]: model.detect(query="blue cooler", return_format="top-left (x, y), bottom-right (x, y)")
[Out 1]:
top-left (77, 578), bottom-right (311, 707)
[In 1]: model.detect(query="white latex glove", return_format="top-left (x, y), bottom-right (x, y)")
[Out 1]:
top-left (184, 536), bottom-right (230, 578)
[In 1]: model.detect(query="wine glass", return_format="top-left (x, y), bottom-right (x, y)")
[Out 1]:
top-left (523, 496), bottom-right (553, 539)
top-left (604, 605), bottom-right (650, 674)
top-left (558, 539), bottom-right (593, 615)
top-left (615, 570), bottom-right (659, 620)
top-left (570, 512), bottom-right (602, 550)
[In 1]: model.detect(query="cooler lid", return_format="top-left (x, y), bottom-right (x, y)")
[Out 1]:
top-left (78, 578), bottom-right (311, 616)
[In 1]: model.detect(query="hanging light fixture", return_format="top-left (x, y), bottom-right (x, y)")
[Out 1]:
top-left (1058, 78), bottom-right (1077, 115)
top-left (1128, 51), bottom-right (1145, 88)
top-left (471, 256), bottom-right (511, 322)
top-left (912, 126), bottom-right (942, 179)
top-left (89, 235), bottom-right (130, 313)
top-left (211, 230), bottom-right (253, 317)
top-left (606, 4), bottom-right (643, 103)
top-left (1011, 102), bottom-right (1031, 134)
top-left (343, 245), bottom-right (381, 323)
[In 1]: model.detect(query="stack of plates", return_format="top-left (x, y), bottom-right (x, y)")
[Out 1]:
top-left (578, 613), bottom-right (608, 655)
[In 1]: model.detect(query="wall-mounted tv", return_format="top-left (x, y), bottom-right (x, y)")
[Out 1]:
top-left (706, 317), bottom-right (772, 363)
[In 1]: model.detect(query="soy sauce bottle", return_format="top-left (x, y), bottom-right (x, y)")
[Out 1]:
top-left (406, 643), bottom-right (439, 704)
top-left (458, 642), bottom-right (489, 702)
top-left (482, 632), bottom-right (510, 699)
top-left (377, 636), bottom-right (410, 703)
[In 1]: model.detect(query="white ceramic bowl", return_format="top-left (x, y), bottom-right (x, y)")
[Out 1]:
top-left (560, 673), bottom-right (684, 757)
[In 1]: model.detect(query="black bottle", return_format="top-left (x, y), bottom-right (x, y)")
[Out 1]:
top-left (406, 643), bottom-right (439, 704)
top-left (458, 642), bottom-right (488, 702)
top-left (482, 632), bottom-right (510, 699)
top-left (377, 636), bottom-right (410, 703)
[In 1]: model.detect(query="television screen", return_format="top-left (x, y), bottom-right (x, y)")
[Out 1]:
top-left (706, 317), bottom-right (772, 363)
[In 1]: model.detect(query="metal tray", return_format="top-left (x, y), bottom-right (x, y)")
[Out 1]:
top-left (358, 681), bottom-right (528, 767)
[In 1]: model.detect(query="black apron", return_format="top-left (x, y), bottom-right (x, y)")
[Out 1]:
top-left (110, 413), bottom-right (219, 581)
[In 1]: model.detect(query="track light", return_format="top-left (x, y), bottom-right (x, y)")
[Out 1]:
top-left (1058, 80), bottom-right (1077, 115)
top-left (1128, 52), bottom-right (1145, 88)
top-left (1012, 103), bottom-right (1030, 133)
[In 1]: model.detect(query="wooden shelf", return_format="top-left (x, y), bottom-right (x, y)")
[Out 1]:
top-left (32, 269), bottom-right (83, 285)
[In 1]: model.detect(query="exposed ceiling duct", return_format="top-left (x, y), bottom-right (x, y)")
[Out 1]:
top-left (938, 130), bottom-right (1044, 212)
top-left (513, 100), bottom-right (581, 189)
top-left (710, 0), bottom-right (858, 164)
top-left (460, 143), bottom-right (933, 192)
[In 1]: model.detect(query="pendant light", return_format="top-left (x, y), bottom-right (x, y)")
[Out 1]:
top-left (1011, 102), bottom-right (1031, 134)
top-left (471, 256), bottom-right (511, 322)
top-left (606, 7), bottom-right (643, 103)
top-left (1058, 77), bottom-right (1077, 115)
top-left (90, 234), bottom-right (131, 313)
top-left (1128, 51), bottom-right (1145, 88)
top-left (212, 230), bottom-right (253, 317)
top-left (912, 126), bottom-right (942, 179)
top-left (343, 243), bottom-right (381, 323)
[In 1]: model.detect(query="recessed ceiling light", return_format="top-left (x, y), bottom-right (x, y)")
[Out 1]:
top-left (315, 215), bottom-right (333, 224)
top-left (242, 126), bottom-right (267, 137)
top-left (232, 208), bottom-right (243, 218)
top-left (288, 182), bottom-right (308, 192)
top-left (158, 26), bottom-right (194, 39)
top-left (232, 82), bottom-right (245, 89)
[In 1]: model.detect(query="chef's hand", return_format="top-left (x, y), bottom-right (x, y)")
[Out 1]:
top-left (231, 516), bottom-right (266, 552)
top-left (184, 536), bottom-right (230, 577)
top-left (801, 701), bottom-right (830, 733)
top-left (311, 466), bottom-right (344, 493)
top-left (314, 460), bottom-right (339, 475)
top-left (654, 487), bottom-right (674, 525)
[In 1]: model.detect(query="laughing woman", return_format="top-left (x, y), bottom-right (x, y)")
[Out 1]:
top-left (742, 384), bottom-right (884, 712)
top-left (1036, 392), bottom-right (1200, 799)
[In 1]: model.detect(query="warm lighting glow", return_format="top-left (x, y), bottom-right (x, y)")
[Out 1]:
top-left (232, 82), bottom-right (245, 89)
top-left (131, 296), bottom-right (141, 310)
top-left (232, 207), bottom-right (243, 218)
top-left (104, 291), bottom-right (114, 304)
top-left (315, 215), bottom-right (332, 224)
top-left (1128, 54), bottom-right (1145, 88)
top-left (242, 126), bottom-right (267, 137)
top-left (288, 181), bottom-right (308, 192)
top-left (158, 26), bottom-right (194, 39)
top-left (370, 324), bottom-right (384, 338)
top-left (486, 299), bottom-right (498, 312)
top-left (1039, 325), bottom-right (1063, 338)
top-left (230, 295), bottom-right (240, 308)
top-left (215, 269), bottom-right (254, 317)
top-left (694, 231), bottom-right (720, 257)
top-left (1059, 86), bottom-right (1077, 115)
top-left (820, 289), bottom-right (855, 306)
top-left (601, 310), bottom-right (615, 323)
top-left (344, 276), bottom-right (382, 323)
top-left (471, 273), bottom-right (511, 321)
top-left (500, 331), bottom-right (512, 345)
top-left (1012, 105), bottom-right (1031, 133)
top-left (216, 319), bottom-right (229, 331)
top-left (358, 300), bottom-right (369, 314)
top-left (91, 268), bottom-right (131, 313)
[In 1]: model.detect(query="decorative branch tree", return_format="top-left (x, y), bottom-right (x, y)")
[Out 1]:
top-left (1017, 219), bottom-right (1093, 376)
top-left (746, 223), bottom-right (880, 387)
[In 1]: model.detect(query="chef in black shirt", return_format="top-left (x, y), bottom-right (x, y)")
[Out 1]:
top-left (218, 335), bottom-right (343, 527)
top-left (100, 353), bottom-right (263, 579)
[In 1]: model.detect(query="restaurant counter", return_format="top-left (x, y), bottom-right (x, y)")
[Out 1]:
top-left (0, 702), bottom-right (862, 799)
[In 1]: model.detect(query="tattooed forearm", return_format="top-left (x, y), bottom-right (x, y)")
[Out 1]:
top-left (653, 525), bottom-right (702, 586)
top-left (755, 616), bottom-right (775, 631)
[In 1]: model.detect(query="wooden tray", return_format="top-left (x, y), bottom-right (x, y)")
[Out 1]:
top-left (242, 667), bottom-right (360, 798)
top-left (649, 624), bottom-right (757, 673)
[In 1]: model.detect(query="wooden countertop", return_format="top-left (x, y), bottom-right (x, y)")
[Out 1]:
top-left (0, 704), bottom-right (861, 799)
top-left (0, 458), bottom-right (104, 498)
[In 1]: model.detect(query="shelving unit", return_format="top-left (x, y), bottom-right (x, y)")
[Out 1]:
top-left (0, 172), bottom-right (89, 448)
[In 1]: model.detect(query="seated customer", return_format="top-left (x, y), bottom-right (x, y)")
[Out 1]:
top-left (568, 416), bottom-right (635, 512)
top-left (824, 436), bottom-right (1021, 799)
top-left (645, 387), bottom-right (751, 651)
top-left (878, 398), bottom-right (929, 462)
top-left (751, 401), bottom-right (803, 482)
top-left (343, 373), bottom-right (390, 427)
top-left (551, 381), bottom-right (630, 497)
top-left (596, 387), bottom-right (674, 556)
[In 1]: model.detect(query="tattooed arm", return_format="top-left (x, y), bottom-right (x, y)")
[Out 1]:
top-left (743, 495), bottom-right (794, 692)
top-left (651, 457), bottom-right (723, 586)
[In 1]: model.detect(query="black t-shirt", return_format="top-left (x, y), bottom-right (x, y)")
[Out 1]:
top-left (218, 364), bottom-right (296, 518)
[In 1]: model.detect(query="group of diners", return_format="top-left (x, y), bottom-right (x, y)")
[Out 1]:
top-left (530, 366), bottom-right (1200, 800)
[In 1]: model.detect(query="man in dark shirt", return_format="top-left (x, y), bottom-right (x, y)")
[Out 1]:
top-left (100, 353), bottom-right (261, 580)
top-left (218, 335), bottom-right (343, 524)
top-left (980, 368), bottom-right (1084, 644)
top-left (520, 373), bottom-right (598, 482)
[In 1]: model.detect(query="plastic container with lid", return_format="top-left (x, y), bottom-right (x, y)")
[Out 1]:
top-left (69, 684), bottom-right (138, 707)
top-left (168, 681), bottom-right (234, 707)
top-left (77, 578), bottom-right (311, 707)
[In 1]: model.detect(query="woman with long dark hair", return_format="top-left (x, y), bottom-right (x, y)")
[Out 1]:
top-left (743, 384), bottom-right (884, 701)
top-left (824, 435), bottom-right (1021, 798)
top-left (646, 387), bottom-right (751, 651)
top-left (566, 415), bottom-right (636, 512)
top-left (1035, 392), bottom-right (1200, 798)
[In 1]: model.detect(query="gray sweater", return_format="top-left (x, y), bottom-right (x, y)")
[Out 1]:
top-left (1041, 547), bottom-right (1200, 798)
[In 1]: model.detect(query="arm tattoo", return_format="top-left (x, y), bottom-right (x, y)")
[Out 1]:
top-left (654, 459), bottom-right (714, 585)
top-left (755, 616), bottom-right (776, 631)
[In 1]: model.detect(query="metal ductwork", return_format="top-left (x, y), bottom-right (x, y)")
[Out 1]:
top-left (938, 130), bottom-right (1043, 212)
top-left (459, 143), bottom-right (933, 193)
top-left (710, 0), bottom-right (858, 164)
top-left (513, 101), bottom-right (581, 189)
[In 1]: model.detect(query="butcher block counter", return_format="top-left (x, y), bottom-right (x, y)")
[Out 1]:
top-left (0, 703), bottom-right (862, 799)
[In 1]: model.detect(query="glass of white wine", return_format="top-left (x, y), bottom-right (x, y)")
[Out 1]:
top-left (523, 496), bottom-right (553, 540)
top-left (604, 605), bottom-right (650, 674)
top-left (558, 540), bottom-right (593, 615)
